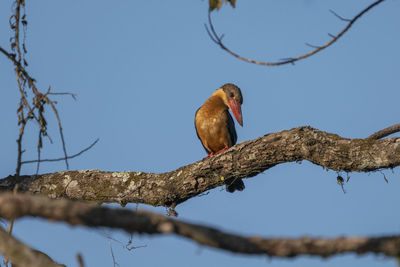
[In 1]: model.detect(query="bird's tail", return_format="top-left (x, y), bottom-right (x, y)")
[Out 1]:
top-left (226, 178), bottom-right (245, 193)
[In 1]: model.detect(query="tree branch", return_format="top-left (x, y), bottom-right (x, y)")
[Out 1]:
top-left (205, 0), bottom-right (386, 66)
top-left (0, 193), bottom-right (399, 258)
top-left (367, 123), bottom-right (400, 140)
top-left (21, 138), bottom-right (99, 164)
top-left (0, 126), bottom-right (399, 207)
top-left (0, 225), bottom-right (64, 267)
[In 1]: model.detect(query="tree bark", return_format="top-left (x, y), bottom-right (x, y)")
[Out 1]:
top-left (1, 126), bottom-right (399, 208)
top-left (0, 226), bottom-right (64, 267)
top-left (0, 192), bottom-right (399, 258)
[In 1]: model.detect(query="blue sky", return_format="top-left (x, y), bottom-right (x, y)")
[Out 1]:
top-left (1, 0), bottom-right (400, 266)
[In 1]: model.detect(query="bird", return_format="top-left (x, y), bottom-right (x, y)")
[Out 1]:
top-left (195, 83), bottom-right (245, 193)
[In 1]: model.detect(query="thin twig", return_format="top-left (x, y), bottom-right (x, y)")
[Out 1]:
top-left (76, 253), bottom-right (85, 267)
top-left (379, 170), bottom-right (389, 183)
top-left (36, 130), bottom-right (42, 175)
top-left (305, 43), bottom-right (321, 49)
top-left (15, 119), bottom-right (27, 177)
top-left (205, 0), bottom-right (386, 66)
top-left (329, 9), bottom-right (351, 22)
top-left (102, 229), bottom-right (119, 267)
top-left (46, 99), bottom-right (69, 169)
top-left (47, 92), bottom-right (77, 100)
top-left (12, 0), bottom-right (22, 63)
top-left (125, 236), bottom-right (147, 251)
top-left (21, 139), bottom-right (99, 164)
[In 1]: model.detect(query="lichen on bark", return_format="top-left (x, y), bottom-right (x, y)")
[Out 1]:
top-left (0, 126), bottom-right (399, 208)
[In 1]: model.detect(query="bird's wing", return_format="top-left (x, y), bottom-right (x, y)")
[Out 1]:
top-left (226, 110), bottom-right (237, 146)
top-left (194, 107), bottom-right (212, 154)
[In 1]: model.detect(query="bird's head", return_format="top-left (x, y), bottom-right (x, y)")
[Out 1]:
top-left (221, 83), bottom-right (243, 126)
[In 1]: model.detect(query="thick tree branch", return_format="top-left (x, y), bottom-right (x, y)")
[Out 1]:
top-left (0, 126), bottom-right (399, 207)
top-left (0, 193), bottom-right (399, 258)
top-left (206, 0), bottom-right (386, 66)
top-left (0, 225), bottom-right (64, 267)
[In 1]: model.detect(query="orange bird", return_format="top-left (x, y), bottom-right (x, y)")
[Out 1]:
top-left (195, 83), bottom-right (244, 192)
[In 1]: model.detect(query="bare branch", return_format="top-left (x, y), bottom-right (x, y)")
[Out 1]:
top-left (0, 224), bottom-right (64, 267)
top-left (367, 123), bottom-right (400, 140)
top-left (0, 193), bottom-right (399, 258)
top-left (1, 8), bottom-right (74, 174)
top-left (305, 43), bottom-right (321, 49)
top-left (21, 138), bottom-right (99, 164)
top-left (206, 0), bottom-right (386, 66)
top-left (102, 229), bottom-right (119, 267)
top-left (0, 46), bottom-right (16, 62)
top-left (76, 253), bottom-right (85, 267)
top-left (11, 0), bottom-right (22, 63)
top-left (47, 92), bottom-right (77, 100)
top-left (46, 98), bottom-right (69, 169)
top-left (328, 33), bottom-right (336, 39)
top-left (1, 126), bottom-right (399, 207)
top-left (329, 9), bottom-right (351, 22)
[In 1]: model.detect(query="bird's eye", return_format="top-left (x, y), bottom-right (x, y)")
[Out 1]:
top-left (230, 93), bottom-right (234, 97)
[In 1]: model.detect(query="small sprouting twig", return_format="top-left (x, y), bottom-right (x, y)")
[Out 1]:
top-left (76, 253), bottom-right (85, 267)
top-left (346, 173), bottom-right (351, 182)
top-left (329, 9), bottom-right (351, 22)
top-left (21, 139), bottom-right (99, 165)
top-left (47, 92), bottom-right (77, 100)
top-left (205, 0), bottom-right (386, 66)
top-left (305, 43), bottom-right (321, 49)
top-left (379, 171), bottom-right (389, 183)
top-left (327, 33), bottom-right (336, 39)
top-left (197, 192), bottom-right (210, 197)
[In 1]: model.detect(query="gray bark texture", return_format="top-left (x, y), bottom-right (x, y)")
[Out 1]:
top-left (1, 126), bottom-right (399, 208)
top-left (0, 192), bottom-right (399, 258)
top-left (0, 226), bottom-right (64, 267)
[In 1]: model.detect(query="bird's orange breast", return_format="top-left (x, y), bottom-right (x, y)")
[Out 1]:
top-left (195, 92), bottom-right (237, 154)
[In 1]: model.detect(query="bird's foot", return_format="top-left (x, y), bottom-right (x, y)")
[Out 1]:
top-left (215, 145), bottom-right (229, 154)
top-left (203, 152), bottom-right (215, 159)
top-left (203, 146), bottom-right (229, 160)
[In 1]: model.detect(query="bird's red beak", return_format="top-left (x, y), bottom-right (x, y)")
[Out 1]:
top-left (228, 98), bottom-right (243, 126)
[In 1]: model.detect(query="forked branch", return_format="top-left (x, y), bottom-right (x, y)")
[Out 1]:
top-left (1, 1), bottom-right (76, 177)
top-left (205, 0), bottom-right (386, 66)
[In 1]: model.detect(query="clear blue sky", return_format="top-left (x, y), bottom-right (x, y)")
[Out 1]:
top-left (1, 0), bottom-right (400, 266)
